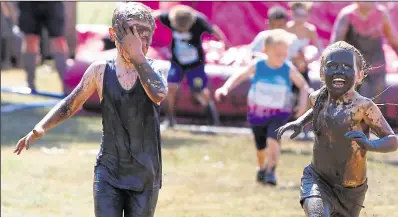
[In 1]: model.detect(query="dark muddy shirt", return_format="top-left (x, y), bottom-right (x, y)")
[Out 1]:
top-left (311, 101), bottom-right (369, 187)
top-left (95, 59), bottom-right (162, 191)
top-left (343, 5), bottom-right (387, 75)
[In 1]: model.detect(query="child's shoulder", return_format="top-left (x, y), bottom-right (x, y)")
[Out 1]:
top-left (252, 56), bottom-right (267, 65)
top-left (355, 93), bottom-right (376, 112)
top-left (309, 88), bottom-right (322, 107)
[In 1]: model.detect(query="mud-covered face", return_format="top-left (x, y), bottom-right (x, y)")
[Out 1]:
top-left (110, 20), bottom-right (153, 58)
top-left (323, 49), bottom-right (356, 97)
top-left (126, 20), bottom-right (153, 53)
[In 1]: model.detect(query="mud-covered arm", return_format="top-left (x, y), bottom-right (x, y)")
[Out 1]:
top-left (363, 102), bottom-right (398, 153)
top-left (130, 56), bottom-right (169, 104)
top-left (296, 88), bottom-right (323, 126)
top-left (276, 100), bottom-right (313, 140)
top-left (330, 10), bottom-right (350, 43)
top-left (296, 108), bottom-right (314, 126)
top-left (382, 9), bottom-right (398, 55)
top-left (293, 89), bottom-right (317, 127)
top-left (34, 61), bottom-right (103, 133)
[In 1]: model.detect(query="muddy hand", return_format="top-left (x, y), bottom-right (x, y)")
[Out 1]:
top-left (276, 121), bottom-right (302, 140)
top-left (114, 19), bottom-right (143, 58)
top-left (13, 129), bottom-right (44, 155)
top-left (344, 131), bottom-right (373, 150)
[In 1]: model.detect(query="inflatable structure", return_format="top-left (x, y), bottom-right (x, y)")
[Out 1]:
top-left (64, 2), bottom-right (398, 124)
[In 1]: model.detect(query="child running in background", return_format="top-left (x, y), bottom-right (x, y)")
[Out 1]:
top-left (215, 29), bottom-right (309, 185)
top-left (286, 2), bottom-right (323, 140)
top-left (287, 2), bottom-right (323, 66)
top-left (277, 41), bottom-right (397, 217)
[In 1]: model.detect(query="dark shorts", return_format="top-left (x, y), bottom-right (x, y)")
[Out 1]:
top-left (1, 16), bottom-right (13, 38)
top-left (300, 164), bottom-right (368, 217)
top-left (18, 2), bottom-right (65, 37)
top-left (93, 166), bottom-right (159, 217)
top-left (167, 62), bottom-right (207, 92)
top-left (251, 116), bottom-right (288, 150)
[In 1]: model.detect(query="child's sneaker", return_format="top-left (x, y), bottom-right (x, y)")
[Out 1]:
top-left (265, 171), bottom-right (277, 186)
top-left (256, 169), bottom-right (266, 183)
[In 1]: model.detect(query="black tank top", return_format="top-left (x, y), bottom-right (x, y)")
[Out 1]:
top-left (95, 59), bottom-right (162, 191)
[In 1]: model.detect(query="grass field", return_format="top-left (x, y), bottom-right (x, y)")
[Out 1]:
top-left (2, 2), bottom-right (398, 217)
top-left (2, 68), bottom-right (398, 217)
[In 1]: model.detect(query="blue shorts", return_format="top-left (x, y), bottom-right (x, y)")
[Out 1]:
top-left (167, 62), bottom-right (207, 92)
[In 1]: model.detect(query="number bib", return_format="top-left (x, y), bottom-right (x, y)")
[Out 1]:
top-left (252, 82), bottom-right (288, 109)
top-left (174, 41), bottom-right (199, 65)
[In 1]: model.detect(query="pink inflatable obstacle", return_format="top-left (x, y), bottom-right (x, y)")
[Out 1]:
top-left (64, 2), bottom-right (398, 124)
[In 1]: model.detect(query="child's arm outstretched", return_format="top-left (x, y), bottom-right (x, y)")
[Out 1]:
top-left (276, 89), bottom-right (318, 140)
top-left (345, 101), bottom-right (398, 153)
top-left (214, 63), bottom-right (255, 101)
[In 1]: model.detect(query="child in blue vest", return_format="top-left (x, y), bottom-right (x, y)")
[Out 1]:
top-left (215, 29), bottom-right (309, 185)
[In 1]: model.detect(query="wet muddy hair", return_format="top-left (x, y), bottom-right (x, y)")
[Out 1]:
top-left (169, 5), bottom-right (196, 30)
top-left (312, 41), bottom-right (370, 134)
top-left (112, 2), bottom-right (156, 31)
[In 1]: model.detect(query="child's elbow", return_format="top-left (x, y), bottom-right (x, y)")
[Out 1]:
top-left (153, 93), bottom-right (167, 104)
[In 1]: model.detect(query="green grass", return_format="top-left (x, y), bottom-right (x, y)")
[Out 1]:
top-left (2, 3), bottom-right (398, 215)
top-left (2, 68), bottom-right (398, 217)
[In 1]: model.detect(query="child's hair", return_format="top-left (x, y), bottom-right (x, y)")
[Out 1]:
top-left (169, 5), bottom-right (196, 30)
top-left (289, 2), bottom-right (313, 12)
top-left (267, 6), bottom-right (288, 21)
top-left (263, 29), bottom-right (292, 49)
top-left (312, 41), bottom-right (369, 134)
top-left (112, 2), bottom-right (156, 31)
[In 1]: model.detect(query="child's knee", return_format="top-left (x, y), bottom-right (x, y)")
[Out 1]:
top-left (266, 138), bottom-right (280, 151)
top-left (255, 142), bottom-right (267, 150)
top-left (303, 197), bottom-right (332, 217)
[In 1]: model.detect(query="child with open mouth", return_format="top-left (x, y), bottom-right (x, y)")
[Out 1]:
top-left (277, 41), bottom-right (398, 217)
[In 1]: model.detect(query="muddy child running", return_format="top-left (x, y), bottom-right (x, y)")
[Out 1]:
top-left (277, 41), bottom-right (398, 217)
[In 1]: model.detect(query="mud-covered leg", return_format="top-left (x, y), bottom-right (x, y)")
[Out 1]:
top-left (303, 197), bottom-right (332, 217)
top-left (124, 189), bottom-right (159, 217)
top-left (93, 169), bottom-right (124, 217)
